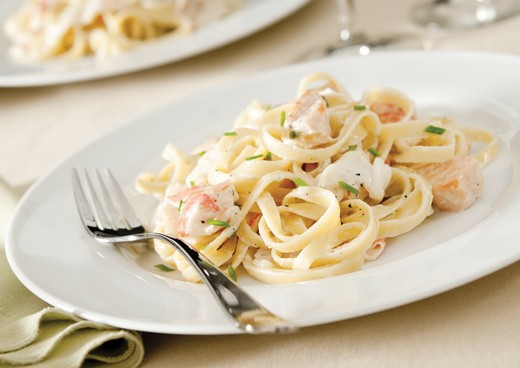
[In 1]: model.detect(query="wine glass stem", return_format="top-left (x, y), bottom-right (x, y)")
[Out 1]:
top-left (335, 0), bottom-right (357, 44)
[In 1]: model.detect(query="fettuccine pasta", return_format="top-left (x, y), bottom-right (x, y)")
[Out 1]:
top-left (4, 0), bottom-right (241, 61)
top-left (136, 72), bottom-right (498, 284)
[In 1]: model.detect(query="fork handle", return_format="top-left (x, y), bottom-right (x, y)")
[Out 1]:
top-left (136, 232), bottom-right (297, 334)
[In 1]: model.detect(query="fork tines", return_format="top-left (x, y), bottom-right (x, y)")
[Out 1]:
top-left (72, 168), bottom-right (144, 235)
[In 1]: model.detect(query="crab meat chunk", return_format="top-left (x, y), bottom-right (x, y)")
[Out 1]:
top-left (317, 151), bottom-right (392, 202)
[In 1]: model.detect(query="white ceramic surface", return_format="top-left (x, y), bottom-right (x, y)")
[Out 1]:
top-left (0, 0), bottom-right (310, 87)
top-left (6, 51), bottom-right (520, 334)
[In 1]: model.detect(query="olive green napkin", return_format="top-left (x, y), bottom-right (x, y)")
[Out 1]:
top-left (0, 179), bottom-right (144, 367)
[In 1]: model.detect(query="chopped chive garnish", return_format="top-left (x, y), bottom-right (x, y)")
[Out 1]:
top-left (227, 265), bottom-right (238, 282)
top-left (348, 145), bottom-right (356, 151)
top-left (245, 154), bottom-right (263, 161)
top-left (197, 151), bottom-right (206, 157)
top-left (424, 125), bottom-right (446, 135)
top-left (354, 105), bottom-right (366, 111)
top-left (207, 219), bottom-right (230, 227)
top-left (367, 147), bottom-right (380, 157)
top-left (189, 181), bottom-right (195, 186)
top-left (154, 264), bottom-right (175, 272)
top-left (293, 178), bottom-right (308, 187)
top-left (280, 111), bottom-right (286, 126)
top-left (289, 130), bottom-right (300, 139)
top-left (322, 95), bottom-right (329, 107)
top-left (224, 131), bottom-right (237, 136)
top-left (264, 151), bottom-right (272, 161)
top-left (338, 181), bottom-right (360, 195)
top-left (178, 199), bottom-right (183, 212)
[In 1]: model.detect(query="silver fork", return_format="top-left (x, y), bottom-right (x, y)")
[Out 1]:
top-left (71, 168), bottom-right (297, 334)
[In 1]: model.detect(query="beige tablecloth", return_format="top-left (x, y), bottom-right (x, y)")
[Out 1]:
top-left (2, 0), bottom-right (520, 366)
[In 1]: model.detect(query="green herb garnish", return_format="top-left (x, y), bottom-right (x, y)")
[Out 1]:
top-left (289, 130), bottom-right (300, 139)
top-left (207, 219), bottom-right (230, 227)
top-left (322, 95), bottom-right (329, 107)
top-left (367, 147), bottom-right (380, 157)
top-left (264, 151), bottom-right (272, 161)
top-left (197, 151), bottom-right (206, 157)
top-left (280, 111), bottom-right (286, 126)
top-left (293, 178), bottom-right (308, 187)
top-left (154, 264), bottom-right (175, 272)
top-left (424, 125), bottom-right (446, 135)
top-left (354, 105), bottom-right (366, 111)
top-left (245, 154), bottom-right (263, 161)
top-left (224, 131), bottom-right (237, 136)
top-left (178, 199), bottom-right (183, 212)
top-left (338, 181), bottom-right (360, 195)
top-left (227, 265), bottom-right (238, 282)
top-left (348, 145), bottom-right (357, 151)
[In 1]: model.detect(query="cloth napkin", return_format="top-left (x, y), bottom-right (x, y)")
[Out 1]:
top-left (0, 179), bottom-right (145, 368)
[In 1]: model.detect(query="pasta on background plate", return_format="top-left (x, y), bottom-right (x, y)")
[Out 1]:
top-left (4, 0), bottom-right (241, 61)
top-left (136, 72), bottom-right (498, 284)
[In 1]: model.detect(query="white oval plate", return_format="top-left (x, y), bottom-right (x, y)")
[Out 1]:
top-left (6, 51), bottom-right (520, 334)
top-left (0, 0), bottom-right (309, 87)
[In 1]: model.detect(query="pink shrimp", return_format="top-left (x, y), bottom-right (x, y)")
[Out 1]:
top-left (370, 101), bottom-right (406, 123)
top-left (365, 238), bottom-right (387, 261)
top-left (285, 89), bottom-right (331, 148)
top-left (415, 156), bottom-right (484, 211)
top-left (164, 182), bottom-right (238, 238)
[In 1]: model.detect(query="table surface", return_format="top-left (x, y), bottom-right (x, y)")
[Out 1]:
top-left (2, 0), bottom-right (520, 366)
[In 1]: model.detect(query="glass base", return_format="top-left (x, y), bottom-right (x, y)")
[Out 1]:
top-left (298, 32), bottom-right (423, 62)
top-left (413, 0), bottom-right (520, 29)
